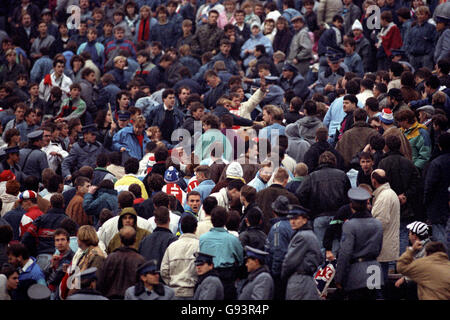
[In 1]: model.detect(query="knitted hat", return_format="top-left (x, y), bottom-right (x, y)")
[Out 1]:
top-left (352, 19), bottom-right (363, 31)
top-left (0, 170), bottom-right (15, 182)
top-left (406, 221), bottom-right (429, 237)
top-left (379, 108), bottom-right (394, 124)
top-left (19, 190), bottom-right (37, 200)
top-left (164, 166), bottom-right (180, 183)
top-left (226, 162), bottom-right (244, 182)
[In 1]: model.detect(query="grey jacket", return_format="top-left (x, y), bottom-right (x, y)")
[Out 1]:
top-left (61, 140), bottom-right (105, 177)
top-left (19, 147), bottom-right (49, 182)
top-left (287, 27), bottom-right (313, 63)
top-left (281, 222), bottom-right (322, 300)
top-left (335, 210), bottom-right (384, 291)
top-left (193, 272), bottom-right (224, 300)
top-left (238, 265), bottom-right (274, 300)
top-left (66, 289), bottom-right (108, 300)
top-left (295, 115), bottom-right (325, 146)
top-left (124, 284), bottom-right (175, 300)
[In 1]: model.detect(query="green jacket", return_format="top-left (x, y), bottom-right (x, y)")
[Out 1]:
top-left (402, 122), bottom-right (431, 170)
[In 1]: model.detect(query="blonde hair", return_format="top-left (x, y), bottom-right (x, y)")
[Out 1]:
top-left (416, 5), bottom-right (430, 17)
top-left (77, 225), bottom-right (99, 247)
top-left (294, 163), bottom-right (308, 177)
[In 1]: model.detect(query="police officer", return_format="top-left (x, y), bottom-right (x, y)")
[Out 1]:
top-left (282, 205), bottom-right (322, 300)
top-left (238, 246), bottom-right (274, 300)
top-left (334, 187), bottom-right (384, 300)
top-left (61, 124), bottom-right (105, 182)
top-left (18, 130), bottom-right (49, 183)
top-left (124, 260), bottom-right (175, 300)
top-left (66, 267), bottom-right (109, 300)
top-left (193, 252), bottom-right (224, 300)
top-left (0, 146), bottom-right (25, 184)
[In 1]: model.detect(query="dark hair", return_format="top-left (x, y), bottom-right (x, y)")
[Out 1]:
top-left (98, 179), bottom-right (115, 190)
top-left (361, 78), bottom-right (374, 90)
top-left (180, 214), bottom-right (197, 233)
top-left (400, 71), bottom-right (415, 88)
top-left (211, 206), bottom-right (228, 227)
top-left (50, 193), bottom-right (64, 209)
top-left (390, 62), bottom-right (404, 77)
top-left (438, 132), bottom-right (450, 152)
top-left (118, 191), bottom-right (135, 208)
top-left (128, 183), bottom-right (142, 199)
top-left (343, 94), bottom-right (358, 105)
top-left (246, 208), bottom-right (262, 226)
top-left (385, 135), bottom-right (401, 152)
top-left (54, 228), bottom-right (70, 241)
top-left (359, 151), bottom-right (374, 161)
top-left (437, 58), bottom-right (450, 74)
top-left (96, 153), bottom-right (109, 168)
top-left (240, 185), bottom-right (256, 203)
top-left (154, 206), bottom-right (170, 225)
top-left (319, 151), bottom-right (337, 167)
top-left (148, 174), bottom-right (165, 192)
top-left (60, 217), bottom-right (78, 236)
top-left (332, 14), bottom-right (344, 23)
top-left (162, 88), bottom-right (175, 100)
top-left (81, 67), bottom-right (95, 79)
top-left (154, 146), bottom-right (169, 162)
top-left (303, 100), bottom-right (317, 115)
top-left (6, 243), bottom-right (29, 260)
top-left (369, 134), bottom-right (385, 151)
top-left (365, 97), bottom-right (379, 112)
top-left (396, 7), bottom-right (411, 19)
top-left (354, 108), bottom-right (368, 122)
top-left (425, 75), bottom-right (440, 90)
top-left (48, 174), bottom-right (63, 193)
top-left (220, 114), bottom-right (234, 129)
top-left (226, 210), bottom-right (240, 232)
top-left (124, 157), bottom-right (140, 174)
top-left (375, 82), bottom-right (387, 94)
top-left (120, 227), bottom-right (136, 246)
top-left (227, 179), bottom-right (244, 191)
top-left (153, 191), bottom-right (170, 208)
top-left (395, 109), bottom-right (416, 124)
top-left (0, 263), bottom-right (18, 279)
top-left (202, 196), bottom-right (218, 215)
top-left (345, 80), bottom-right (360, 95)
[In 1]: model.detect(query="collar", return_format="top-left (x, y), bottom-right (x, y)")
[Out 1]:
top-left (21, 258), bottom-right (34, 274)
top-left (163, 104), bottom-right (174, 111)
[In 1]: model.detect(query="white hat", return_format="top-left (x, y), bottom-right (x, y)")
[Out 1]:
top-left (352, 19), bottom-right (363, 31)
top-left (251, 21), bottom-right (261, 29)
top-left (226, 162), bottom-right (244, 182)
top-left (406, 221), bottom-right (429, 237)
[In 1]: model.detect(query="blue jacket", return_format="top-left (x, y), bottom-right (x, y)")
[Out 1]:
top-left (97, 83), bottom-right (121, 111)
top-left (199, 227), bottom-right (244, 268)
top-left (179, 56), bottom-right (201, 78)
top-left (210, 52), bottom-right (239, 75)
top-left (318, 26), bottom-right (343, 57)
top-left (241, 33), bottom-right (273, 67)
top-left (77, 41), bottom-right (105, 70)
top-left (193, 180), bottom-right (215, 201)
top-left (323, 96), bottom-right (364, 137)
top-left (145, 104), bottom-right (185, 131)
top-left (247, 174), bottom-right (267, 192)
top-left (259, 123), bottom-right (286, 146)
top-left (112, 126), bottom-right (151, 160)
top-left (30, 55), bottom-right (53, 83)
top-left (406, 21), bottom-right (438, 56)
top-left (265, 217), bottom-right (294, 277)
top-left (261, 84), bottom-right (285, 107)
top-left (4, 206), bottom-right (26, 241)
top-left (435, 28), bottom-right (450, 63)
top-left (83, 188), bottom-right (119, 227)
top-left (279, 73), bottom-right (310, 100)
top-left (343, 52), bottom-right (364, 78)
top-left (150, 21), bottom-right (177, 49)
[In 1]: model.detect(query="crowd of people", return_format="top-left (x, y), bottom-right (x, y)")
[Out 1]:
top-left (0, 0), bottom-right (449, 301)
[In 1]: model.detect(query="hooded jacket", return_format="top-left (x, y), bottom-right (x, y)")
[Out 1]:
top-left (285, 123), bottom-right (311, 162)
top-left (295, 116), bottom-right (325, 147)
top-left (106, 208), bottom-right (151, 254)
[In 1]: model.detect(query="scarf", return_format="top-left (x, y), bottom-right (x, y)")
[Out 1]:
top-left (138, 18), bottom-right (150, 41)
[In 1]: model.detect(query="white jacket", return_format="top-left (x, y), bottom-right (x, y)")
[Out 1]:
top-left (38, 72), bottom-right (72, 102)
top-left (97, 215), bottom-right (153, 249)
top-left (239, 88), bottom-right (265, 120)
top-left (160, 233), bottom-right (199, 297)
top-left (211, 187), bottom-right (229, 209)
top-left (372, 183), bottom-right (400, 262)
top-left (0, 194), bottom-right (18, 217)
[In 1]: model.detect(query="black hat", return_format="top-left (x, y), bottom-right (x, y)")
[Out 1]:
top-left (4, 146), bottom-right (20, 154)
top-left (41, 8), bottom-right (52, 16)
top-left (82, 124), bottom-right (98, 134)
top-left (347, 187), bottom-right (371, 201)
top-left (271, 195), bottom-right (290, 215)
top-left (194, 252), bottom-right (215, 266)
top-left (326, 47), bottom-right (343, 63)
top-left (264, 75), bottom-right (279, 84)
top-left (244, 246), bottom-right (269, 261)
top-left (27, 130), bottom-right (44, 141)
top-left (282, 62), bottom-right (297, 73)
top-left (79, 267), bottom-right (98, 280)
top-left (137, 260), bottom-right (159, 275)
top-left (286, 204), bottom-right (310, 219)
top-left (27, 284), bottom-right (51, 300)
top-left (117, 110), bottom-right (131, 121)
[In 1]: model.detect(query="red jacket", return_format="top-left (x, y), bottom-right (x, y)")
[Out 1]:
top-left (20, 206), bottom-right (43, 238)
top-left (381, 23), bottom-right (402, 57)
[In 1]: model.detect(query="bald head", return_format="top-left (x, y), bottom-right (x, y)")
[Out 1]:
top-left (371, 169), bottom-right (388, 187)
top-left (119, 225), bottom-right (136, 247)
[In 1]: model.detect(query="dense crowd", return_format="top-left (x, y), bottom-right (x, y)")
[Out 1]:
top-left (0, 0), bottom-right (449, 301)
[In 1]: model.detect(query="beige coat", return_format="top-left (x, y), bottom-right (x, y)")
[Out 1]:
top-left (196, 216), bottom-right (213, 238)
top-left (160, 233), bottom-right (199, 297)
top-left (238, 88), bottom-right (265, 120)
top-left (397, 250), bottom-right (450, 300)
top-left (317, 0), bottom-right (343, 25)
top-left (382, 126), bottom-right (413, 161)
top-left (372, 183), bottom-right (400, 262)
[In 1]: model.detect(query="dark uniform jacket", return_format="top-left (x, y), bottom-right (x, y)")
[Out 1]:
top-left (19, 146), bottom-right (49, 182)
top-left (61, 140), bottom-right (105, 177)
top-left (193, 270), bottom-right (224, 300)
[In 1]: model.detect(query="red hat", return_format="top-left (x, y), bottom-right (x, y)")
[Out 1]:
top-left (0, 170), bottom-right (16, 182)
top-left (19, 190), bottom-right (37, 201)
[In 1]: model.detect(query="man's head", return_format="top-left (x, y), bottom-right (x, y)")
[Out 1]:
top-left (190, 102), bottom-right (205, 121)
top-left (194, 165), bottom-right (211, 183)
top-left (370, 169), bottom-right (388, 189)
top-left (162, 88), bottom-right (176, 109)
top-left (187, 191), bottom-right (202, 213)
top-left (227, 179), bottom-right (245, 204)
top-left (119, 225), bottom-right (136, 247)
top-left (395, 109), bottom-right (416, 129)
top-left (154, 206), bottom-right (170, 227)
top-left (406, 221), bottom-right (429, 244)
top-left (113, 26), bottom-right (125, 40)
top-left (180, 214), bottom-right (198, 234)
top-left (54, 228), bottom-right (70, 254)
top-left (138, 260), bottom-right (160, 287)
top-left (291, 15), bottom-right (305, 31)
top-left (208, 10), bottom-right (219, 26)
top-left (7, 243), bottom-right (30, 268)
top-left (75, 176), bottom-right (90, 195)
top-left (258, 161), bottom-right (274, 183)
top-left (205, 70), bottom-right (220, 89)
top-left (211, 206), bottom-right (228, 228)
top-left (359, 152), bottom-right (374, 174)
top-left (194, 252), bottom-right (215, 275)
top-left (294, 163), bottom-right (308, 178)
top-left (343, 94), bottom-right (358, 113)
top-left (240, 185), bottom-right (256, 207)
top-left (272, 167), bottom-right (289, 186)
top-left (287, 205), bottom-right (310, 230)
top-left (19, 190), bottom-right (38, 211)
